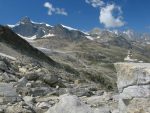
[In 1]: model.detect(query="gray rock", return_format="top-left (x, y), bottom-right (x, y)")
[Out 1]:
top-left (0, 83), bottom-right (21, 104)
top-left (1, 72), bottom-right (18, 82)
top-left (36, 102), bottom-right (50, 109)
top-left (31, 87), bottom-right (51, 96)
top-left (45, 94), bottom-right (93, 113)
top-left (6, 103), bottom-right (33, 113)
top-left (94, 108), bottom-right (111, 113)
top-left (42, 74), bottom-right (58, 86)
top-left (0, 108), bottom-right (4, 113)
top-left (0, 61), bottom-right (8, 71)
top-left (17, 77), bottom-right (28, 87)
top-left (23, 96), bottom-right (34, 108)
top-left (115, 63), bottom-right (150, 113)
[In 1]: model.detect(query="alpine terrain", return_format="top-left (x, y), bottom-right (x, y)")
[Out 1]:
top-left (0, 16), bottom-right (149, 113)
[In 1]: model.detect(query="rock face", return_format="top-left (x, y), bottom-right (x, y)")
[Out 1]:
top-left (115, 63), bottom-right (150, 113)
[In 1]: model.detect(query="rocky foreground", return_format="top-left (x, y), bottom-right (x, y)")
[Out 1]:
top-left (0, 53), bottom-right (149, 113)
top-left (0, 55), bottom-right (118, 113)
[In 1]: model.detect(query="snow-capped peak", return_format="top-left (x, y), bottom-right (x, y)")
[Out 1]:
top-left (19, 16), bottom-right (31, 24)
top-left (7, 24), bottom-right (16, 28)
top-left (61, 24), bottom-right (78, 31)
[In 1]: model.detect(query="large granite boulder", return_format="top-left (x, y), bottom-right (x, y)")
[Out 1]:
top-left (115, 63), bottom-right (150, 113)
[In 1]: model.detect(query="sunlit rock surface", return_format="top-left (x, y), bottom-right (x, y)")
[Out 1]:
top-left (115, 63), bottom-right (150, 113)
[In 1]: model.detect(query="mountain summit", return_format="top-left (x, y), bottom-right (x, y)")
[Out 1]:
top-left (8, 17), bottom-right (89, 40)
top-left (19, 16), bottom-right (32, 24)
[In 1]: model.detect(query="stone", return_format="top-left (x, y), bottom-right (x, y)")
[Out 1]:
top-left (31, 87), bottom-right (51, 97)
top-left (36, 102), bottom-right (50, 109)
top-left (19, 67), bottom-right (27, 73)
top-left (18, 77), bottom-right (28, 87)
top-left (94, 108), bottom-right (111, 113)
top-left (45, 94), bottom-right (94, 113)
top-left (5, 103), bottom-right (33, 113)
top-left (26, 82), bottom-right (32, 88)
top-left (112, 109), bottom-right (119, 113)
top-left (1, 72), bottom-right (18, 82)
top-left (23, 96), bottom-right (34, 107)
top-left (0, 83), bottom-right (21, 104)
top-left (0, 108), bottom-right (4, 113)
top-left (42, 74), bottom-right (58, 86)
top-left (0, 61), bottom-right (8, 71)
top-left (115, 63), bottom-right (150, 92)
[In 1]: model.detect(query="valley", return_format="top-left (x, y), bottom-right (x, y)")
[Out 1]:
top-left (0, 17), bottom-right (149, 113)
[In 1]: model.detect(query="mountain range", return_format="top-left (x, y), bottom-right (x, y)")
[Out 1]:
top-left (1, 16), bottom-right (150, 91)
top-left (7, 16), bottom-right (150, 44)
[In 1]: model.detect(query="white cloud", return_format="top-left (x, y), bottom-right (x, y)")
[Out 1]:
top-left (44, 2), bottom-right (55, 15)
top-left (99, 4), bottom-right (125, 28)
top-left (55, 8), bottom-right (68, 16)
top-left (85, 0), bottom-right (104, 7)
top-left (44, 2), bottom-right (68, 16)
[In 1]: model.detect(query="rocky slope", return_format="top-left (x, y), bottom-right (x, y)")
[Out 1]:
top-left (0, 49), bottom-right (119, 113)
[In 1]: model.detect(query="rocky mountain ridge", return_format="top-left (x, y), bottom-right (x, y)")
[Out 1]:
top-left (7, 17), bottom-right (150, 44)
top-left (8, 17), bottom-right (88, 41)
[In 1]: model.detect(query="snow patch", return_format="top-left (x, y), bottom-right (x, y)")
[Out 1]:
top-left (7, 24), bottom-right (15, 28)
top-left (97, 36), bottom-right (100, 39)
top-left (17, 34), bottom-right (36, 42)
top-left (42, 33), bottom-right (55, 38)
top-left (0, 53), bottom-right (16, 60)
top-left (36, 47), bottom-right (51, 52)
top-left (86, 36), bottom-right (94, 40)
top-left (31, 21), bottom-right (53, 27)
top-left (46, 24), bottom-right (53, 27)
top-left (61, 24), bottom-right (78, 31)
top-left (124, 55), bottom-right (137, 62)
top-left (7, 23), bottom-right (19, 28)
top-left (81, 31), bottom-right (90, 35)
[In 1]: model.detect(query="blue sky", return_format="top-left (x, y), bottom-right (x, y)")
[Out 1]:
top-left (0, 0), bottom-right (150, 33)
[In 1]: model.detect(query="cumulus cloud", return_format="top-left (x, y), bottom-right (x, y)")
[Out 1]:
top-left (55, 8), bottom-right (68, 16)
top-left (44, 2), bottom-right (55, 15)
top-left (44, 2), bottom-right (68, 16)
top-left (85, 0), bottom-right (104, 7)
top-left (99, 4), bottom-right (125, 28)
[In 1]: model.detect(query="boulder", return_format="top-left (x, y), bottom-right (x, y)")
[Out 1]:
top-left (1, 72), bottom-right (18, 82)
top-left (94, 108), bottom-right (111, 113)
top-left (17, 77), bottom-right (28, 87)
top-left (23, 96), bottom-right (34, 108)
top-left (45, 94), bottom-right (94, 113)
top-left (0, 61), bottom-right (8, 71)
top-left (0, 108), bottom-right (4, 113)
top-left (42, 74), bottom-right (58, 86)
top-left (0, 83), bottom-right (21, 104)
top-left (36, 102), bottom-right (50, 109)
top-left (19, 67), bottom-right (27, 73)
top-left (115, 63), bottom-right (150, 113)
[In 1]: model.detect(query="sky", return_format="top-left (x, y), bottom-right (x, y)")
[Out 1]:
top-left (0, 0), bottom-right (150, 33)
